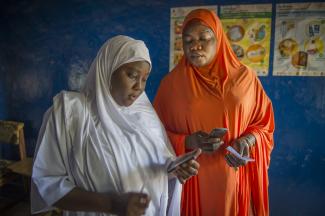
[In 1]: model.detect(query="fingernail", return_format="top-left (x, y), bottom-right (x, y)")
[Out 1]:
top-left (140, 197), bottom-right (146, 204)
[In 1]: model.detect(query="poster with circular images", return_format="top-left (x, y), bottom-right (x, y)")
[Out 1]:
top-left (273, 3), bottom-right (325, 76)
top-left (220, 4), bottom-right (272, 76)
top-left (169, 5), bottom-right (218, 70)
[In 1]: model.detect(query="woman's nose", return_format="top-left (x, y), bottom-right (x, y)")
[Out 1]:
top-left (190, 40), bottom-right (202, 51)
top-left (134, 80), bottom-right (144, 91)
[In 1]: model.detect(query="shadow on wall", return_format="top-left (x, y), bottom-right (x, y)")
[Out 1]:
top-left (68, 56), bottom-right (90, 92)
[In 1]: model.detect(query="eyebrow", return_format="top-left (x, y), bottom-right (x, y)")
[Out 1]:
top-left (126, 66), bottom-right (149, 75)
top-left (201, 29), bottom-right (213, 33)
top-left (183, 29), bottom-right (214, 37)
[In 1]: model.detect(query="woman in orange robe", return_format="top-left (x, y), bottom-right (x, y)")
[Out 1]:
top-left (154, 9), bottom-right (274, 216)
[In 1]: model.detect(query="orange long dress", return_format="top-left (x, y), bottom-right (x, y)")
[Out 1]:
top-left (154, 9), bottom-right (274, 216)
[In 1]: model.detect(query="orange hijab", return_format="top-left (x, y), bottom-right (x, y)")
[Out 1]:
top-left (178, 9), bottom-right (243, 97)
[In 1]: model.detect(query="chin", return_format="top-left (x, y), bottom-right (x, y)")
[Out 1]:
top-left (191, 61), bottom-right (207, 68)
top-left (188, 57), bottom-right (207, 67)
top-left (123, 100), bottom-right (135, 107)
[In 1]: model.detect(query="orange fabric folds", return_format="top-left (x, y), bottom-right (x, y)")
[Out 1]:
top-left (154, 9), bottom-right (274, 216)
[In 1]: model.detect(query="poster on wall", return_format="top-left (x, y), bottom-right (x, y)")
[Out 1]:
top-left (220, 4), bottom-right (272, 76)
top-left (169, 5), bottom-right (218, 70)
top-left (273, 3), bottom-right (325, 76)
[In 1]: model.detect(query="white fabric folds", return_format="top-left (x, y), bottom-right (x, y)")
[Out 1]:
top-left (31, 35), bottom-right (181, 216)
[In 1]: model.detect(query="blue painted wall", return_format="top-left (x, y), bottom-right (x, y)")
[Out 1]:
top-left (1, 0), bottom-right (324, 215)
top-left (0, 33), bottom-right (7, 120)
top-left (0, 73), bottom-right (7, 120)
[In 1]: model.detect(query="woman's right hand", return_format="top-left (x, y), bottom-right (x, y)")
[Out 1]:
top-left (185, 131), bottom-right (224, 153)
top-left (112, 192), bottom-right (150, 216)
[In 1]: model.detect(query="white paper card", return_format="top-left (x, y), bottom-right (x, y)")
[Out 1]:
top-left (226, 146), bottom-right (255, 162)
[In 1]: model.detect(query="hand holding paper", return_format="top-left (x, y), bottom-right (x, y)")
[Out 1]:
top-left (226, 146), bottom-right (255, 162)
top-left (167, 149), bottom-right (201, 173)
top-left (168, 149), bottom-right (201, 184)
top-left (225, 134), bottom-right (256, 169)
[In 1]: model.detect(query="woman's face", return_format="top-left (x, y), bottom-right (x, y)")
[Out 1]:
top-left (110, 61), bottom-right (150, 107)
top-left (183, 21), bottom-right (217, 67)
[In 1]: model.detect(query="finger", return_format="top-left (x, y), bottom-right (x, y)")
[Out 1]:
top-left (225, 154), bottom-right (235, 167)
top-left (127, 201), bottom-right (143, 216)
top-left (232, 154), bottom-right (247, 166)
top-left (176, 174), bottom-right (186, 184)
top-left (234, 155), bottom-right (246, 166)
top-left (225, 154), bottom-right (240, 168)
top-left (180, 160), bottom-right (199, 175)
top-left (208, 137), bottom-right (221, 143)
top-left (177, 164), bottom-right (195, 177)
top-left (201, 143), bottom-right (216, 151)
top-left (175, 167), bottom-right (189, 178)
top-left (133, 206), bottom-right (146, 216)
top-left (201, 146), bottom-right (214, 152)
top-left (179, 166), bottom-right (197, 177)
top-left (239, 141), bottom-right (245, 156)
top-left (201, 137), bottom-right (220, 144)
top-left (227, 154), bottom-right (242, 167)
top-left (242, 145), bottom-right (250, 158)
top-left (225, 154), bottom-right (231, 166)
top-left (238, 158), bottom-right (247, 166)
top-left (188, 159), bottom-right (200, 170)
top-left (144, 195), bottom-right (151, 208)
top-left (208, 141), bottom-right (223, 150)
top-left (181, 165), bottom-right (198, 176)
top-left (134, 194), bottom-right (150, 208)
top-left (194, 148), bottom-right (202, 158)
top-left (232, 140), bottom-right (241, 152)
top-left (201, 145), bottom-right (215, 152)
top-left (179, 178), bottom-right (186, 184)
top-left (177, 164), bottom-right (197, 180)
top-left (212, 141), bottom-right (223, 150)
top-left (201, 141), bottom-right (223, 152)
top-left (131, 205), bottom-right (147, 216)
top-left (196, 131), bottom-right (209, 137)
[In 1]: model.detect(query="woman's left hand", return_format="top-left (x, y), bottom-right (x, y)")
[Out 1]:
top-left (225, 134), bottom-right (256, 169)
top-left (173, 149), bottom-right (201, 184)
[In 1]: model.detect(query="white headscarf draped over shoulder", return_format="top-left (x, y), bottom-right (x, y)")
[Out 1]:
top-left (82, 35), bottom-right (179, 215)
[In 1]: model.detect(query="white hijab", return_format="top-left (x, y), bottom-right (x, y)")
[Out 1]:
top-left (82, 35), bottom-right (180, 215)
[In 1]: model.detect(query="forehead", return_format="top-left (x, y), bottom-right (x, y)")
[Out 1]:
top-left (183, 20), bottom-right (214, 36)
top-left (117, 61), bottom-right (150, 73)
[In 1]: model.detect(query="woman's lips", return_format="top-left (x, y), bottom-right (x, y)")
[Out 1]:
top-left (191, 53), bottom-right (204, 58)
top-left (129, 94), bottom-right (138, 101)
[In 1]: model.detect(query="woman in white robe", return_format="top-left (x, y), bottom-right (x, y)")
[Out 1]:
top-left (31, 35), bottom-right (200, 216)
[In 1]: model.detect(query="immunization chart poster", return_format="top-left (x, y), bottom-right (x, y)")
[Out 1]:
top-left (169, 5), bottom-right (218, 70)
top-left (273, 3), bottom-right (325, 76)
top-left (220, 4), bottom-right (272, 76)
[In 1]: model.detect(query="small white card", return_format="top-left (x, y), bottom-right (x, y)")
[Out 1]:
top-left (226, 146), bottom-right (255, 162)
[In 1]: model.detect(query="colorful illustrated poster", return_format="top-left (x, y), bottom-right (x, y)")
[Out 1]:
top-left (220, 4), bottom-right (272, 76)
top-left (170, 5), bottom-right (218, 70)
top-left (273, 3), bottom-right (325, 76)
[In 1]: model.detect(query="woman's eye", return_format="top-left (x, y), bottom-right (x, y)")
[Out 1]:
top-left (200, 36), bottom-right (211, 42)
top-left (128, 72), bottom-right (138, 80)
